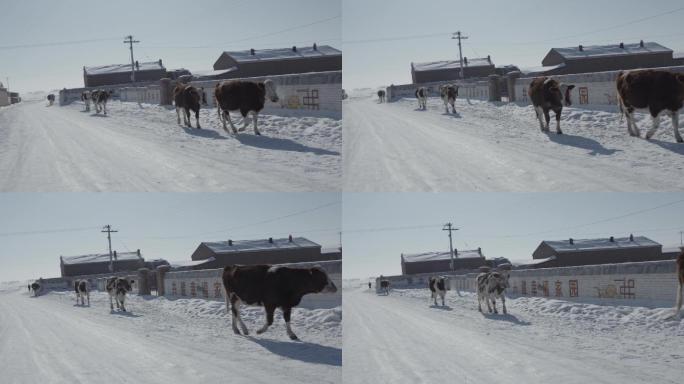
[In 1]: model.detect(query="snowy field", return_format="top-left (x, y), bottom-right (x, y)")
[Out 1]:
top-left (0, 99), bottom-right (341, 191)
top-left (343, 282), bottom-right (683, 384)
top-left (343, 95), bottom-right (684, 192)
top-left (0, 282), bottom-right (341, 384)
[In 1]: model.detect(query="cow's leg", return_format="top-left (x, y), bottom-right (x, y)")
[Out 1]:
top-left (231, 296), bottom-right (249, 335)
top-left (555, 109), bottom-right (563, 134)
top-left (627, 110), bottom-right (640, 137)
top-left (252, 112), bottom-right (260, 135)
top-left (119, 295), bottom-right (126, 312)
top-left (194, 108), bottom-right (201, 129)
top-left (645, 112), bottom-right (661, 140)
top-left (227, 293), bottom-right (241, 334)
top-left (490, 297), bottom-right (498, 314)
top-left (184, 107), bottom-right (191, 127)
top-left (441, 292), bottom-right (445, 306)
top-left (451, 101), bottom-right (456, 114)
top-left (501, 294), bottom-right (507, 314)
top-left (543, 109), bottom-right (551, 132)
top-left (485, 295), bottom-right (493, 313)
top-left (239, 110), bottom-right (250, 132)
top-left (256, 304), bottom-right (276, 334)
top-left (103, 101), bottom-right (107, 116)
top-left (109, 293), bottom-right (114, 310)
top-left (224, 111), bottom-right (239, 134)
top-left (176, 107), bottom-right (181, 124)
top-left (477, 293), bottom-right (483, 312)
top-left (535, 106), bottom-right (545, 131)
top-left (672, 110), bottom-right (683, 143)
top-left (87, 292), bottom-right (90, 306)
top-left (283, 307), bottom-right (298, 340)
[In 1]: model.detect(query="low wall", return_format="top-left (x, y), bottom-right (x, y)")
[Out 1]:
top-left (386, 79), bottom-right (490, 102)
top-left (511, 65), bottom-right (684, 107)
top-left (377, 260), bottom-right (679, 306)
top-left (161, 260), bottom-right (342, 309)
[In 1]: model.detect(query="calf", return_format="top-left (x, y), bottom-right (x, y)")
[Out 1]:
top-left (377, 90), bottom-right (386, 103)
top-left (30, 282), bottom-right (41, 297)
top-left (429, 276), bottom-right (447, 306)
top-left (106, 277), bottom-right (133, 312)
top-left (173, 83), bottom-right (202, 129)
top-left (415, 87), bottom-right (428, 110)
top-left (379, 279), bottom-right (390, 295)
top-left (675, 250), bottom-right (684, 316)
top-left (477, 271), bottom-right (509, 314)
top-left (440, 85), bottom-right (459, 114)
top-left (91, 90), bottom-right (111, 115)
top-left (616, 70), bottom-right (684, 143)
top-left (222, 264), bottom-right (337, 340)
top-left (47, 94), bottom-right (55, 106)
top-left (214, 80), bottom-right (279, 135)
top-left (74, 279), bottom-right (90, 306)
top-left (528, 77), bottom-right (575, 134)
top-left (81, 91), bottom-right (91, 112)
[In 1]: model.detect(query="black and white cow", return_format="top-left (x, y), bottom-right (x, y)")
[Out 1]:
top-left (616, 70), bottom-right (684, 143)
top-left (528, 77), bottom-right (575, 134)
top-left (377, 90), bottom-right (386, 103)
top-left (477, 270), bottom-right (509, 314)
top-left (106, 277), bottom-right (133, 312)
top-left (379, 279), bottom-right (390, 295)
top-left (74, 279), bottom-right (90, 306)
top-left (222, 264), bottom-right (337, 340)
top-left (440, 85), bottom-right (459, 114)
top-left (429, 276), bottom-right (447, 306)
top-left (81, 91), bottom-right (91, 112)
top-left (214, 80), bottom-right (279, 135)
top-left (415, 87), bottom-right (428, 110)
top-left (30, 282), bottom-right (41, 297)
top-left (173, 83), bottom-right (202, 129)
top-left (47, 94), bottom-right (55, 106)
top-left (91, 90), bottom-right (112, 115)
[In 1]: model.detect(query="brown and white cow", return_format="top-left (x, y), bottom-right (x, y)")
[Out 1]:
top-left (173, 83), bottom-right (202, 129)
top-left (222, 264), bottom-right (337, 340)
top-left (528, 77), bottom-right (575, 134)
top-left (440, 85), bottom-right (459, 114)
top-left (616, 70), bottom-right (684, 143)
top-left (429, 276), bottom-right (447, 306)
top-left (106, 277), bottom-right (133, 312)
top-left (74, 279), bottom-right (90, 306)
top-left (214, 80), bottom-right (279, 135)
top-left (377, 90), bottom-right (386, 103)
top-left (415, 87), bottom-right (428, 110)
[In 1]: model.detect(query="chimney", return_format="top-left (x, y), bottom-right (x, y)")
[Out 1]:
top-left (487, 55), bottom-right (491, 63)
top-left (454, 248), bottom-right (458, 257)
top-left (292, 46), bottom-right (297, 52)
top-left (268, 237), bottom-right (273, 244)
top-left (579, 45), bottom-right (584, 52)
top-left (250, 48), bottom-right (255, 55)
top-left (630, 234), bottom-right (634, 241)
top-left (228, 239), bottom-right (233, 246)
top-left (609, 236), bottom-right (614, 242)
top-left (137, 249), bottom-right (141, 256)
top-left (288, 234), bottom-right (293, 242)
top-left (113, 250), bottom-right (118, 260)
top-left (464, 57), bottom-right (468, 65)
top-left (159, 59), bottom-right (163, 66)
top-left (313, 43), bottom-right (318, 51)
top-left (569, 238), bottom-right (574, 245)
top-left (619, 42), bottom-right (624, 49)
top-left (478, 247), bottom-right (482, 256)
top-left (640, 40), bottom-right (644, 47)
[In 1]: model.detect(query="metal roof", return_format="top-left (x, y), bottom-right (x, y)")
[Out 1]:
top-left (543, 236), bottom-right (660, 253)
top-left (202, 237), bottom-right (321, 254)
top-left (84, 61), bottom-right (165, 75)
top-left (402, 249), bottom-right (483, 263)
top-left (413, 57), bottom-right (493, 72)
top-left (224, 45), bottom-right (341, 64)
top-left (549, 42), bottom-right (671, 61)
top-left (62, 251), bottom-right (142, 265)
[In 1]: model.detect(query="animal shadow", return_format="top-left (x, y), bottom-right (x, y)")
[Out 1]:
top-left (441, 111), bottom-right (462, 118)
top-left (246, 337), bottom-right (341, 366)
top-left (649, 139), bottom-right (684, 155)
top-left (109, 310), bottom-right (141, 318)
top-left (89, 113), bottom-right (109, 118)
top-left (429, 305), bottom-right (453, 311)
top-left (182, 127), bottom-right (226, 139)
top-left (234, 135), bottom-right (340, 156)
top-left (482, 312), bottom-right (531, 326)
top-left (548, 133), bottom-right (620, 156)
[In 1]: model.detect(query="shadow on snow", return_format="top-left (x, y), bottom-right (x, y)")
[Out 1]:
top-left (246, 337), bottom-right (341, 366)
top-left (548, 133), bottom-right (620, 156)
top-left (235, 135), bottom-right (340, 156)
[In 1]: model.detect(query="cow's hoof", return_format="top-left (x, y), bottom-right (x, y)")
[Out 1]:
top-left (557, 131), bottom-right (563, 135)
top-left (677, 138), bottom-right (684, 143)
top-left (289, 334), bottom-right (299, 341)
top-left (233, 329), bottom-right (241, 335)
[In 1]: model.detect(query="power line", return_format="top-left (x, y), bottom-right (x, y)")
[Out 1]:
top-left (344, 31), bottom-right (452, 45)
top-left (227, 14), bottom-right (340, 45)
top-left (0, 37), bottom-right (121, 50)
top-left (123, 35), bottom-right (140, 82)
top-left (343, 223), bottom-right (441, 234)
top-left (0, 226), bottom-right (101, 237)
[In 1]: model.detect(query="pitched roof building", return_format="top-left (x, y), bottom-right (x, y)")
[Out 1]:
top-left (212, 44), bottom-right (342, 79)
top-left (401, 248), bottom-right (488, 275)
top-left (83, 60), bottom-right (167, 87)
top-left (60, 249), bottom-right (146, 277)
top-left (411, 56), bottom-right (496, 84)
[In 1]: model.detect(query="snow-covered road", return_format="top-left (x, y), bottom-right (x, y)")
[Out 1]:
top-left (343, 285), bottom-right (683, 384)
top-left (0, 100), bottom-right (341, 191)
top-left (0, 285), bottom-right (341, 384)
top-left (343, 96), bottom-right (684, 191)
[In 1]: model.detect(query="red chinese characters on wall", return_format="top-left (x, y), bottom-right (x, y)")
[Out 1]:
top-left (214, 282), bottom-right (222, 298)
top-left (521, 281), bottom-right (527, 295)
top-left (202, 282), bottom-right (209, 298)
top-left (579, 87), bottom-right (589, 105)
top-left (555, 281), bottom-right (563, 297)
top-left (569, 280), bottom-right (579, 297)
top-left (190, 281), bottom-right (196, 297)
top-left (615, 278), bottom-right (636, 299)
top-left (531, 281), bottom-right (538, 296)
top-left (171, 281), bottom-right (177, 296)
top-left (180, 281), bottom-right (186, 296)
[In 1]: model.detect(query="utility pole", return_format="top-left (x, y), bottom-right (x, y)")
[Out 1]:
top-left (442, 223), bottom-right (459, 271)
top-left (680, 230), bottom-right (683, 246)
top-left (101, 225), bottom-right (119, 272)
top-left (5, 77), bottom-right (8, 91)
top-left (451, 31), bottom-right (469, 79)
top-left (123, 35), bottom-right (140, 83)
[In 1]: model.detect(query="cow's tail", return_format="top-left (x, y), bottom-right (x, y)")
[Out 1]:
top-left (616, 71), bottom-right (627, 121)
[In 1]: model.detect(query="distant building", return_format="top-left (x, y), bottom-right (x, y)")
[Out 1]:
top-left (212, 44), bottom-right (342, 79)
top-left (60, 249), bottom-right (147, 277)
top-left (0, 82), bottom-right (9, 107)
top-left (401, 248), bottom-right (488, 275)
top-left (411, 56), bottom-right (496, 84)
top-left (83, 60), bottom-right (167, 87)
top-left (530, 41), bottom-right (684, 76)
top-left (9, 92), bottom-right (21, 104)
top-left (529, 235), bottom-right (665, 268)
top-left (190, 236), bottom-right (340, 269)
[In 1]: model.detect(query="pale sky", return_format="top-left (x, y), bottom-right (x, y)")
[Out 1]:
top-left (0, 0), bottom-right (341, 93)
top-left (0, 193), bottom-right (341, 282)
top-left (343, 0), bottom-right (684, 90)
top-left (342, 193), bottom-right (684, 279)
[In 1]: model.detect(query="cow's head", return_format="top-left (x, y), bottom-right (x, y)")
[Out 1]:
top-left (260, 79), bottom-right (279, 103)
top-left (311, 266), bottom-right (337, 293)
top-left (114, 278), bottom-right (133, 294)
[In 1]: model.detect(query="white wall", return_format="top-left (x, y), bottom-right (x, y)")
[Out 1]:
top-left (385, 79), bottom-right (490, 102)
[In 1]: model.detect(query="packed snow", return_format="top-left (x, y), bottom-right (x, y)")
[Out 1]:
top-left (343, 95), bottom-right (684, 191)
top-left (0, 282), bottom-right (341, 383)
top-left (0, 99), bottom-right (341, 191)
top-left (343, 282), bottom-right (683, 384)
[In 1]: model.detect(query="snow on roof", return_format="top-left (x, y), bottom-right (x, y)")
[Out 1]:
top-left (62, 251), bottom-right (141, 265)
top-left (84, 61), bottom-right (165, 75)
top-left (190, 67), bottom-right (238, 78)
top-left (519, 63), bottom-right (566, 75)
top-left (168, 257), bottom-right (215, 268)
top-left (225, 45), bottom-right (341, 63)
top-left (551, 42), bottom-right (671, 60)
top-left (544, 236), bottom-right (660, 253)
top-left (402, 249), bottom-right (483, 263)
top-left (203, 237), bottom-right (321, 254)
top-left (413, 57), bottom-right (493, 72)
